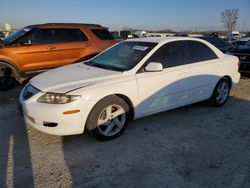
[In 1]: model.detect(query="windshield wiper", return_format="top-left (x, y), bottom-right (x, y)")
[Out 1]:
top-left (85, 61), bottom-right (123, 72)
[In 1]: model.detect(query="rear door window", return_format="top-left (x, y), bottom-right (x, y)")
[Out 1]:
top-left (60, 29), bottom-right (88, 42)
top-left (187, 41), bottom-right (218, 63)
top-left (91, 29), bottom-right (114, 40)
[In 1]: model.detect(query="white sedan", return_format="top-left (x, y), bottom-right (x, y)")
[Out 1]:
top-left (19, 37), bottom-right (240, 140)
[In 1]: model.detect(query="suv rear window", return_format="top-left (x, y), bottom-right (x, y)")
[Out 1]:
top-left (91, 29), bottom-right (114, 40)
top-left (61, 29), bottom-right (88, 42)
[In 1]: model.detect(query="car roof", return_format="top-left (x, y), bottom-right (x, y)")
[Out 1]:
top-left (26, 23), bottom-right (104, 29)
top-left (126, 37), bottom-right (225, 58)
top-left (126, 37), bottom-right (206, 44)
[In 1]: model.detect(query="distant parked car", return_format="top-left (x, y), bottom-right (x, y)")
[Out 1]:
top-left (234, 32), bottom-right (250, 46)
top-left (197, 36), bottom-right (233, 53)
top-left (230, 31), bottom-right (242, 40)
top-left (244, 32), bottom-right (250, 38)
top-left (0, 31), bottom-right (5, 39)
top-left (19, 37), bottom-right (240, 140)
top-left (0, 23), bottom-right (116, 90)
top-left (229, 40), bottom-right (250, 74)
top-left (173, 33), bottom-right (189, 37)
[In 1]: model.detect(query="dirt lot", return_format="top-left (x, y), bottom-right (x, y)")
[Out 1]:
top-left (0, 78), bottom-right (250, 188)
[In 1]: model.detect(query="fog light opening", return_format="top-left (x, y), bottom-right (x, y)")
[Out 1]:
top-left (43, 121), bottom-right (58, 127)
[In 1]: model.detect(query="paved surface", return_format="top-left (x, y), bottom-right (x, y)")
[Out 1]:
top-left (0, 78), bottom-right (250, 188)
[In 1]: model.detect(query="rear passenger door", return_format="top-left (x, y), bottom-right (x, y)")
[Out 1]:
top-left (187, 40), bottom-right (223, 102)
top-left (57, 29), bottom-right (90, 65)
top-left (136, 41), bottom-right (190, 116)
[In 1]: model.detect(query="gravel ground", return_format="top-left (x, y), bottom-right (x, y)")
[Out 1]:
top-left (0, 78), bottom-right (250, 188)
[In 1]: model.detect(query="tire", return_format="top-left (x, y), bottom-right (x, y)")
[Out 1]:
top-left (86, 95), bottom-right (130, 141)
top-left (0, 66), bottom-right (15, 90)
top-left (209, 77), bottom-right (231, 107)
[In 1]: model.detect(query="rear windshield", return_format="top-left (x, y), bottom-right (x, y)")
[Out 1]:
top-left (91, 29), bottom-right (114, 40)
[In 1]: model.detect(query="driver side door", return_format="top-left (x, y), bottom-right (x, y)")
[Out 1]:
top-left (15, 28), bottom-right (61, 71)
top-left (135, 41), bottom-right (190, 117)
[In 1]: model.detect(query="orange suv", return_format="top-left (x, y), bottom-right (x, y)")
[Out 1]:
top-left (0, 23), bottom-right (116, 90)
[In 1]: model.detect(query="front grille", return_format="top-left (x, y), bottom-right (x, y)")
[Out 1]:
top-left (23, 84), bottom-right (40, 101)
top-left (232, 53), bottom-right (250, 63)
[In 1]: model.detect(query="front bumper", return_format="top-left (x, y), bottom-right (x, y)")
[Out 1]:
top-left (19, 87), bottom-right (88, 136)
top-left (239, 61), bottom-right (250, 73)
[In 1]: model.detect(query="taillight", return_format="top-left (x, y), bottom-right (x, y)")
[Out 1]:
top-left (237, 60), bottom-right (240, 66)
top-left (110, 40), bottom-right (116, 45)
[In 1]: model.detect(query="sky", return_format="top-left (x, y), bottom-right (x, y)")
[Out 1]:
top-left (0, 0), bottom-right (250, 31)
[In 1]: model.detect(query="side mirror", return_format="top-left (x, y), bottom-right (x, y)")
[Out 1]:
top-left (145, 62), bottom-right (163, 72)
top-left (24, 40), bottom-right (32, 46)
top-left (19, 39), bottom-right (31, 46)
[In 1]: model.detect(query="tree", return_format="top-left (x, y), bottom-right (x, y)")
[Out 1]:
top-left (221, 8), bottom-right (239, 38)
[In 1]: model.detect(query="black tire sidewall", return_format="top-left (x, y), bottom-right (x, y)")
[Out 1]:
top-left (0, 66), bottom-right (15, 91)
top-left (0, 76), bottom-right (15, 91)
top-left (211, 78), bottom-right (230, 107)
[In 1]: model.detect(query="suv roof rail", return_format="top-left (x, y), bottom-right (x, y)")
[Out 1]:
top-left (42, 23), bottom-right (102, 27)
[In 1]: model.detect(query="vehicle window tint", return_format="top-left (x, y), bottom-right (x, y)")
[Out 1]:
top-left (88, 41), bottom-right (156, 71)
top-left (61, 29), bottom-right (88, 42)
top-left (146, 41), bottom-right (188, 68)
top-left (208, 38), bottom-right (226, 47)
top-left (91, 29), bottom-right (114, 40)
top-left (187, 41), bottom-right (218, 63)
top-left (23, 29), bottom-right (60, 44)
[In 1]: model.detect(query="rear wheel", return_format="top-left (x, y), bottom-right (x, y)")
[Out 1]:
top-left (0, 66), bottom-right (15, 90)
top-left (86, 95), bottom-right (130, 141)
top-left (210, 77), bottom-right (230, 107)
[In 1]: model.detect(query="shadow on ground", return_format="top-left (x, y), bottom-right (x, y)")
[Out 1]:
top-left (0, 80), bottom-right (250, 188)
top-left (62, 96), bottom-right (250, 188)
top-left (0, 83), bottom-right (34, 187)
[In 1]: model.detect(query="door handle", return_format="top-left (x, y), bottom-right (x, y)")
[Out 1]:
top-left (47, 46), bottom-right (56, 50)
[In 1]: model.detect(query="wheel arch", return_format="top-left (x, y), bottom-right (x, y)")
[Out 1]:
top-left (85, 93), bottom-right (135, 131)
top-left (114, 93), bottom-right (135, 119)
top-left (222, 75), bottom-right (232, 88)
top-left (0, 59), bottom-right (22, 82)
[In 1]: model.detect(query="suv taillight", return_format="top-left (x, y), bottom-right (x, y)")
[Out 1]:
top-left (110, 40), bottom-right (116, 45)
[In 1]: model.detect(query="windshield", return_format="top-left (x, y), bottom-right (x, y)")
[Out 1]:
top-left (86, 41), bottom-right (157, 71)
top-left (3, 27), bottom-right (32, 45)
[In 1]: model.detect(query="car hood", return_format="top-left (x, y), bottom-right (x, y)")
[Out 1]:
top-left (30, 63), bottom-right (122, 93)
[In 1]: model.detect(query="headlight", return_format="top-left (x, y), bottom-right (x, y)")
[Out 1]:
top-left (37, 92), bottom-right (81, 104)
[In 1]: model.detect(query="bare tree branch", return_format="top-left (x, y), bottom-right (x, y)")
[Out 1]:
top-left (221, 8), bottom-right (239, 38)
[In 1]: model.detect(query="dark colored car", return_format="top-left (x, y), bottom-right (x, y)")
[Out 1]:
top-left (0, 31), bottom-right (5, 39)
top-left (197, 36), bottom-right (233, 53)
top-left (173, 33), bottom-right (189, 37)
top-left (229, 40), bottom-right (250, 74)
top-left (244, 32), bottom-right (250, 38)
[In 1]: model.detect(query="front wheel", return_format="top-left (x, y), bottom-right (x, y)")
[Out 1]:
top-left (209, 77), bottom-right (230, 107)
top-left (0, 66), bottom-right (15, 90)
top-left (86, 95), bottom-right (130, 141)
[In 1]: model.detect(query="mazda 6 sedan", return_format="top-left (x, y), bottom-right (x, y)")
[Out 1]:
top-left (19, 37), bottom-right (240, 140)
